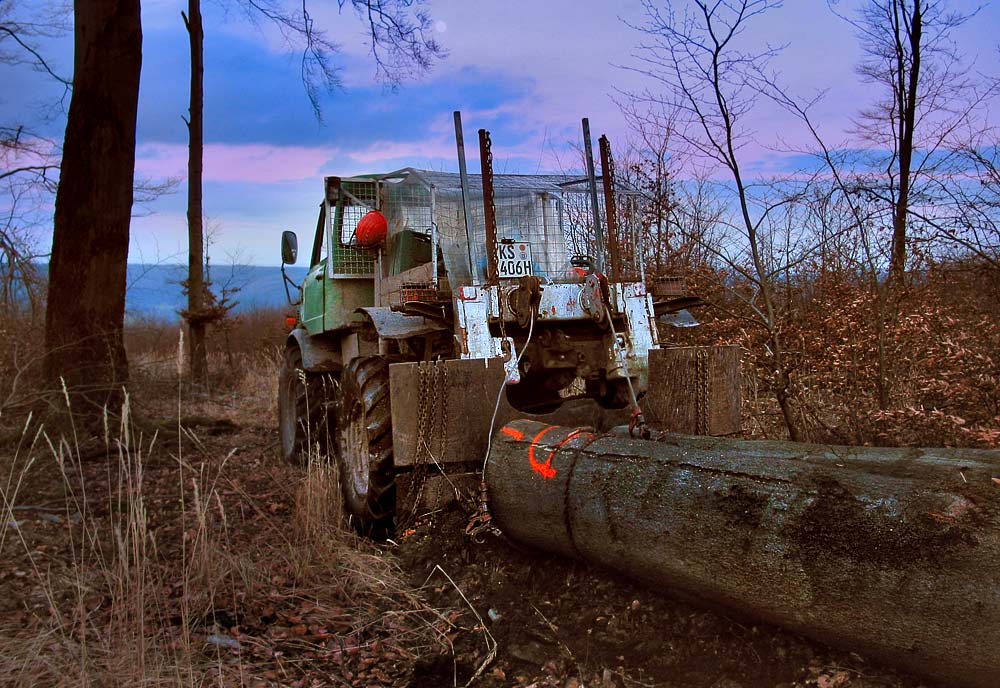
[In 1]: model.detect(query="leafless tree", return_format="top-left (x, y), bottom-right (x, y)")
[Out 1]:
top-left (617, 104), bottom-right (679, 274)
top-left (43, 0), bottom-right (142, 411)
top-left (1, 126), bottom-right (57, 315)
top-left (181, 0), bottom-right (444, 383)
top-left (623, 0), bottom-right (819, 440)
top-left (0, 0), bottom-right (71, 101)
top-left (906, 135), bottom-right (1000, 271)
top-left (765, 0), bottom-right (999, 410)
top-left (0, 2), bottom-right (67, 315)
top-left (828, 0), bottom-right (995, 283)
top-left (183, 0), bottom-right (209, 383)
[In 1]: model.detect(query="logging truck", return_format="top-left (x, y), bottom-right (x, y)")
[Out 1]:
top-left (276, 118), bottom-right (736, 536)
top-left (275, 116), bottom-right (1000, 687)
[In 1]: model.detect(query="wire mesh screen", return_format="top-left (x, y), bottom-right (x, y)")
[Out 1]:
top-left (383, 176), bottom-right (433, 237)
top-left (354, 169), bottom-right (644, 286)
top-left (328, 244), bottom-right (376, 277)
top-left (327, 178), bottom-right (377, 276)
top-left (435, 187), bottom-right (571, 285)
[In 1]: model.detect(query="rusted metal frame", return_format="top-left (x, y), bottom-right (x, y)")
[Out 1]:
top-left (479, 128), bottom-right (499, 285)
top-left (581, 118), bottom-right (604, 274)
top-left (453, 111), bottom-right (477, 278)
top-left (329, 178), bottom-right (345, 267)
top-left (374, 179), bottom-right (384, 307)
top-left (325, 176), bottom-right (344, 246)
top-left (599, 134), bottom-right (622, 282)
top-left (310, 202), bottom-right (325, 268)
top-left (429, 185), bottom-right (439, 290)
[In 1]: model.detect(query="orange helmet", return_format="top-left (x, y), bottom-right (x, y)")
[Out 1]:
top-left (356, 210), bottom-right (388, 247)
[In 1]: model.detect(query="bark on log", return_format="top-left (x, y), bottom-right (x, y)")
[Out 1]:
top-left (487, 420), bottom-right (1000, 688)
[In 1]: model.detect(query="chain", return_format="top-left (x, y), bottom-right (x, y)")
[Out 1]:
top-left (439, 361), bottom-right (449, 463)
top-left (431, 360), bottom-right (442, 446)
top-left (483, 132), bottom-right (496, 236)
top-left (607, 144), bottom-right (621, 276)
top-left (406, 361), bottom-right (434, 519)
top-left (606, 142), bottom-right (618, 217)
top-left (415, 361), bottom-right (429, 463)
top-left (482, 129), bottom-right (499, 282)
top-left (408, 359), bottom-right (452, 519)
top-left (465, 479), bottom-right (502, 542)
top-left (695, 348), bottom-right (710, 435)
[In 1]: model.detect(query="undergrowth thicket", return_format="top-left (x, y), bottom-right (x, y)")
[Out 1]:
top-left (670, 260), bottom-right (1000, 447)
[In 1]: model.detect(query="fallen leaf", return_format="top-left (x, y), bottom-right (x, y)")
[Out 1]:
top-left (817, 671), bottom-right (851, 688)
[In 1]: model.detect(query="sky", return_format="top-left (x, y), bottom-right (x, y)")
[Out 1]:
top-left (4, 0), bottom-right (998, 265)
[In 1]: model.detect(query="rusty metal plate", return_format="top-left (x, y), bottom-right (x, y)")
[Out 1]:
top-left (390, 358), bottom-right (506, 467)
top-left (357, 306), bottom-right (446, 339)
top-left (390, 358), bottom-right (632, 467)
top-left (644, 345), bottom-right (742, 436)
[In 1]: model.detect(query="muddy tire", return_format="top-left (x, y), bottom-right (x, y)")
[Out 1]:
top-left (335, 356), bottom-right (396, 538)
top-left (277, 346), bottom-right (332, 464)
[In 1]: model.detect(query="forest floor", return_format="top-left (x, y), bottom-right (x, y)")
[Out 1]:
top-left (0, 357), bottom-right (935, 687)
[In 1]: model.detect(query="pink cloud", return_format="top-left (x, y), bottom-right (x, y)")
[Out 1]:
top-left (135, 142), bottom-right (340, 183)
top-left (346, 138), bottom-right (459, 165)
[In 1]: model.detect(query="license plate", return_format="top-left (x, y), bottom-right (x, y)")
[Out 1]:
top-left (496, 241), bottom-right (532, 279)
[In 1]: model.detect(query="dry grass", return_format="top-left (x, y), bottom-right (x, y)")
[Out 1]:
top-left (0, 332), bottom-right (453, 687)
top-left (0, 310), bottom-right (46, 421)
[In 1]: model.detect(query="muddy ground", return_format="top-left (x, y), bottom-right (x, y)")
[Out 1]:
top-left (0, 401), bottom-right (937, 687)
top-left (397, 503), bottom-right (927, 688)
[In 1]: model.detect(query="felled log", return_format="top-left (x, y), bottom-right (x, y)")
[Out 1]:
top-left (487, 420), bottom-right (1000, 687)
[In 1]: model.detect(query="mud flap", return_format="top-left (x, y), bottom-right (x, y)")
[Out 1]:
top-left (390, 358), bottom-right (631, 467)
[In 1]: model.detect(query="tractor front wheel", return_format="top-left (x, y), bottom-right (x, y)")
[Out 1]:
top-left (277, 346), bottom-right (332, 464)
top-left (335, 356), bottom-right (396, 538)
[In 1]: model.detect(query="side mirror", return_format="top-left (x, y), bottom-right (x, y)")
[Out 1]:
top-left (280, 230), bottom-right (298, 265)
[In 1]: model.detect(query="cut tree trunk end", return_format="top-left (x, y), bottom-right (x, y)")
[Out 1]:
top-left (487, 419), bottom-right (1000, 688)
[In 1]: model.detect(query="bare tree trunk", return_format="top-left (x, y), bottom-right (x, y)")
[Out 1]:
top-left (773, 354), bottom-right (804, 442)
top-left (874, 282), bottom-right (893, 410)
top-left (729, 126), bottom-right (804, 442)
top-left (183, 0), bottom-right (206, 383)
top-left (623, 0), bottom-right (805, 442)
top-left (43, 0), bottom-right (141, 409)
top-left (888, 0), bottom-right (922, 285)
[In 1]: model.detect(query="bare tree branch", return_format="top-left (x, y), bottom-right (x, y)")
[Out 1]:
top-left (622, 0), bottom-right (812, 440)
top-left (234, 0), bottom-right (445, 120)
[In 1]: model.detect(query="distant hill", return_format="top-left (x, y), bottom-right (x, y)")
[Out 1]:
top-left (123, 264), bottom-right (309, 321)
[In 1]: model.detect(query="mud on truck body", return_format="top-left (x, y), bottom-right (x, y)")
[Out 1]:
top-left (277, 126), bottom-right (739, 536)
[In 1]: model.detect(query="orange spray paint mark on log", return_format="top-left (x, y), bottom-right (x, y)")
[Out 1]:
top-left (527, 426), bottom-right (560, 479)
top-left (501, 426), bottom-right (525, 441)
top-left (526, 426), bottom-right (596, 480)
